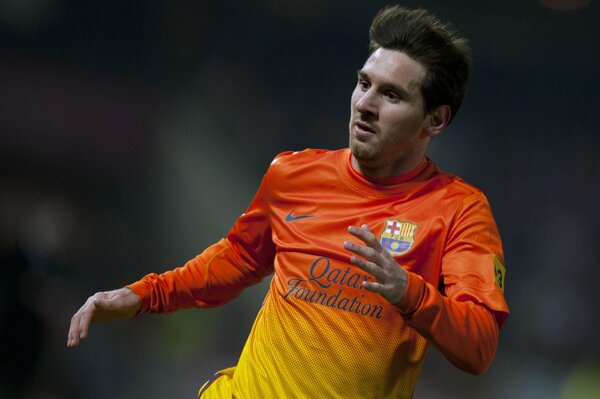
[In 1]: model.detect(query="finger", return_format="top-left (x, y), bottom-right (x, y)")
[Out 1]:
top-left (348, 225), bottom-right (385, 253)
top-left (344, 239), bottom-right (385, 266)
top-left (359, 224), bottom-right (386, 252)
top-left (68, 296), bottom-right (96, 348)
top-left (362, 280), bottom-right (402, 304)
top-left (361, 280), bottom-right (385, 294)
top-left (348, 254), bottom-right (387, 281)
top-left (67, 312), bottom-right (82, 348)
top-left (77, 298), bottom-right (102, 340)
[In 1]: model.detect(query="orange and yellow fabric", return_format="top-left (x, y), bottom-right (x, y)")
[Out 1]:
top-left (128, 148), bottom-right (509, 399)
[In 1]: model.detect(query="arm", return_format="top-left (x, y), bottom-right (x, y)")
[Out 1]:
top-left (395, 271), bottom-right (499, 374)
top-left (345, 199), bottom-right (508, 374)
top-left (403, 193), bottom-right (508, 373)
top-left (128, 166), bottom-right (276, 314)
top-left (67, 163), bottom-right (276, 346)
top-left (127, 235), bottom-right (275, 314)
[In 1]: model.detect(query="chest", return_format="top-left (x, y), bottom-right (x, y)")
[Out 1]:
top-left (268, 187), bottom-right (452, 284)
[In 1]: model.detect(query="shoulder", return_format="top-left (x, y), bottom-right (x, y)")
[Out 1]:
top-left (267, 148), bottom-right (343, 176)
top-left (261, 149), bottom-right (343, 193)
top-left (270, 148), bottom-right (340, 166)
top-left (420, 167), bottom-right (497, 225)
top-left (433, 167), bottom-right (492, 208)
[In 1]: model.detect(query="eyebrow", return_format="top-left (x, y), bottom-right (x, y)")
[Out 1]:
top-left (356, 70), bottom-right (412, 98)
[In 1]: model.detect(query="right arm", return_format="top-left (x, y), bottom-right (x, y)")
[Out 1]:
top-left (127, 234), bottom-right (275, 314)
top-left (67, 162), bottom-right (277, 347)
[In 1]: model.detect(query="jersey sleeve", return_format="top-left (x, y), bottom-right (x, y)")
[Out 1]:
top-left (395, 192), bottom-right (509, 374)
top-left (442, 192), bottom-right (509, 326)
top-left (127, 164), bottom-right (277, 314)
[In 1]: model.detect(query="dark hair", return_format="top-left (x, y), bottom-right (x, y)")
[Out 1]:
top-left (369, 6), bottom-right (471, 122)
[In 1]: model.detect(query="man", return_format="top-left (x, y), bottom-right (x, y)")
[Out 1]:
top-left (68, 6), bottom-right (509, 398)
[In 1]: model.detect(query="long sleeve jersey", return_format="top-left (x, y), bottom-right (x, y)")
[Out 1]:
top-left (128, 148), bottom-right (509, 398)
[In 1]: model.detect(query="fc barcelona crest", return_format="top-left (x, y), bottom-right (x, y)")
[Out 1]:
top-left (380, 219), bottom-right (418, 256)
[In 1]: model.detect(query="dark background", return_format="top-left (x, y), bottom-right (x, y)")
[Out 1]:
top-left (1, 0), bottom-right (599, 398)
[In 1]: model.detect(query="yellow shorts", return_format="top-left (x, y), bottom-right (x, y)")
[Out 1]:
top-left (198, 367), bottom-right (235, 399)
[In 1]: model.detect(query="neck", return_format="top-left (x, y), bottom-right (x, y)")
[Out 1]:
top-left (351, 154), bottom-right (426, 179)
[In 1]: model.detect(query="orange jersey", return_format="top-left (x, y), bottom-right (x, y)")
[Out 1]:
top-left (128, 148), bottom-right (509, 398)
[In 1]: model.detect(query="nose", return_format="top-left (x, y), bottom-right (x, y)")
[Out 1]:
top-left (355, 89), bottom-right (378, 118)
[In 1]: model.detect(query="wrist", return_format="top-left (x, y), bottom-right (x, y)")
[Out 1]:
top-left (394, 271), bottom-right (426, 317)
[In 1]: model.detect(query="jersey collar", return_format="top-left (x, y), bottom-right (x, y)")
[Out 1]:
top-left (339, 149), bottom-right (438, 197)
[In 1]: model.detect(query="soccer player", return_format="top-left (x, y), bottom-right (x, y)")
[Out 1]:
top-left (68, 6), bottom-right (509, 398)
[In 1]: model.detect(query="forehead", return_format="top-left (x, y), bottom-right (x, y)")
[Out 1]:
top-left (361, 48), bottom-right (426, 94)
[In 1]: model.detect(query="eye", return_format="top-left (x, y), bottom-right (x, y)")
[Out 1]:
top-left (358, 79), bottom-right (370, 91)
top-left (385, 91), bottom-right (401, 102)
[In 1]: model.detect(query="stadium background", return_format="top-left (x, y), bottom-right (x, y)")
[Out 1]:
top-left (1, 0), bottom-right (599, 397)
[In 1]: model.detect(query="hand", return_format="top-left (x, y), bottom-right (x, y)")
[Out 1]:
top-left (343, 225), bottom-right (408, 304)
top-left (67, 288), bottom-right (141, 348)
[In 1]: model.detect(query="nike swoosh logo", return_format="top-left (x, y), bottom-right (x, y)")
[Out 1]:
top-left (285, 211), bottom-right (314, 222)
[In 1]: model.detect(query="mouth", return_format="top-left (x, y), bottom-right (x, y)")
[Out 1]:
top-left (354, 120), bottom-right (376, 136)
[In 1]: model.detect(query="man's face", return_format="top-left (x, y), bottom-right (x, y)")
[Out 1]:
top-left (349, 48), bottom-right (431, 176)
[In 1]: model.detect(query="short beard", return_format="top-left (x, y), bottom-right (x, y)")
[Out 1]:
top-left (349, 134), bottom-right (379, 167)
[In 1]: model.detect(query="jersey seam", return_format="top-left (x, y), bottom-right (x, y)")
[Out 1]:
top-left (449, 284), bottom-right (503, 295)
top-left (442, 193), bottom-right (470, 257)
top-left (203, 243), bottom-right (232, 286)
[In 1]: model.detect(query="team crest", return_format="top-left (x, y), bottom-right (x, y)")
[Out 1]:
top-left (380, 219), bottom-right (418, 256)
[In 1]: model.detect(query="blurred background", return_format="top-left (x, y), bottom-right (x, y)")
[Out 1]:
top-left (1, 0), bottom-right (599, 398)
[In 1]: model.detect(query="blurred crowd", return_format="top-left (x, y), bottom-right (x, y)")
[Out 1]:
top-left (1, 1), bottom-right (599, 398)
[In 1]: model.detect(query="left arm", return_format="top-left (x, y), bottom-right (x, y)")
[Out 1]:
top-left (394, 270), bottom-right (499, 374)
top-left (344, 220), bottom-right (506, 374)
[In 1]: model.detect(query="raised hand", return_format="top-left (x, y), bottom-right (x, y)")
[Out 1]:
top-left (343, 225), bottom-right (408, 305)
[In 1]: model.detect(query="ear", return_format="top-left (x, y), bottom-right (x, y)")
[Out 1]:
top-left (425, 105), bottom-right (451, 137)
